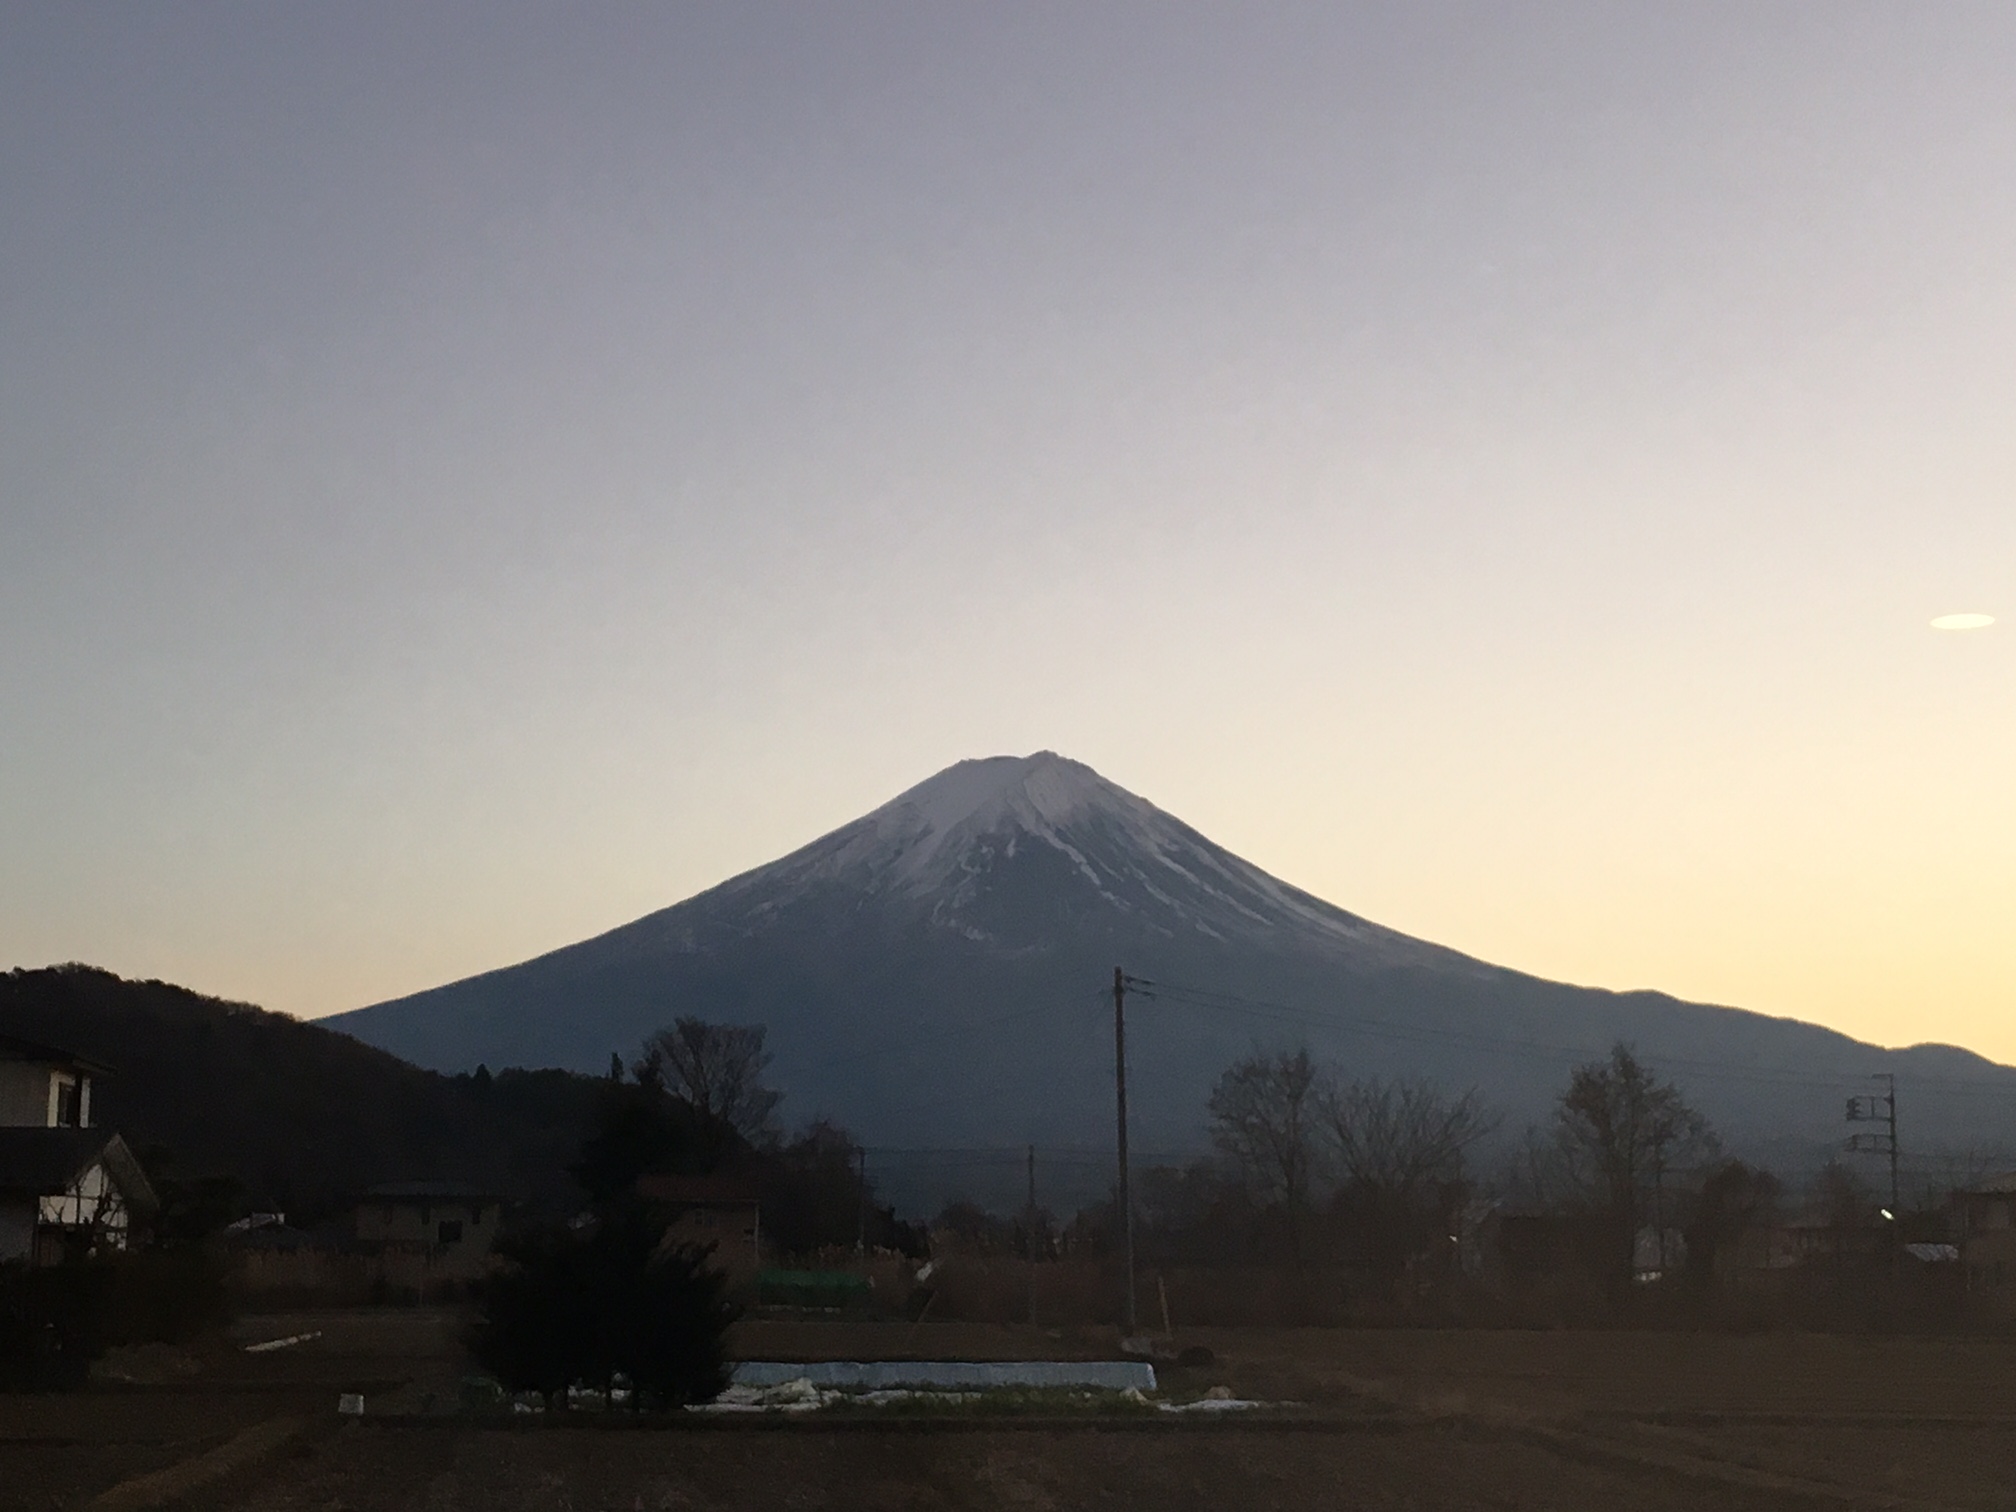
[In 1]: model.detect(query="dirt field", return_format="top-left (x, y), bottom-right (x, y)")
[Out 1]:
top-left (1210, 1326), bottom-right (2016, 1418)
top-left (7, 1312), bottom-right (2016, 1510)
top-left (220, 1420), bottom-right (1821, 1512)
top-left (0, 1309), bottom-right (462, 1511)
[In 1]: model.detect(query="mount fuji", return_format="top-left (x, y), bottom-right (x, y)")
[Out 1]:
top-left (328, 753), bottom-right (2016, 1191)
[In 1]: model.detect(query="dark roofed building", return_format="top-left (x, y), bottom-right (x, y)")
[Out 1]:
top-left (1952, 1170), bottom-right (2016, 1315)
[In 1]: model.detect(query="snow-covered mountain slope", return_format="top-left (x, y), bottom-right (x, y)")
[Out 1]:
top-left (327, 753), bottom-right (2016, 1190)
top-left (598, 752), bottom-right (1484, 969)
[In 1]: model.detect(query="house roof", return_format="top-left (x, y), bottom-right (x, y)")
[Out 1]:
top-left (637, 1173), bottom-right (761, 1206)
top-left (0, 1128), bottom-right (158, 1216)
top-left (0, 1031), bottom-right (112, 1077)
top-left (361, 1181), bottom-right (504, 1203)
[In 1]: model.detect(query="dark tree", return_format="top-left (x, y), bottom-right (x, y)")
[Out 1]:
top-left (471, 1212), bottom-right (736, 1408)
top-left (466, 1224), bottom-right (595, 1403)
top-left (1553, 1044), bottom-right (1717, 1287)
top-left (1812, 1159), bottom-right (1876, 1230)
top-left (1134, 1159), bottom-right (1259, 1266)
top-left (1320, 1076), bottom-right (1495, 1279)
top-left (571, 1062), bottom-right (742, 1204)
top-left (1208, 1048), bottom-right (1323, 1263)
top-left (639, 1019), bottom-right (783, 1146)
top-left (590, 1205), bottom-right (737, 1406)
top-left (934, 1199), bottom-right (1016, 1253)
top-left (1683, 1159), bottom-right (1781, 1290)
top-left (472, 1040), bottom-right (744, 1408)
top-left (757, 1119), bottom-right (869, 1254)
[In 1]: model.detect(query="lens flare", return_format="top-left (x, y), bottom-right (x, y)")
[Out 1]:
top-left (1931, 613), bottom-right (1995, 631)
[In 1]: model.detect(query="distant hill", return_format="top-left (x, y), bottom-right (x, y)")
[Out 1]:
top-left (329, 752), bottom-right (2016, 1203)
top-left (0, 965), bottom-right (600, 1222)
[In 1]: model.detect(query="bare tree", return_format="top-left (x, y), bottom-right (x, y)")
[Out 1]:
top-left (1207, 1047), bottom-right (1323, 1262)
top-left (1319, 1076), bottom-right (1496, 1278)
top-left (638, 1018), bottom-right (782, 1146)
top-left (1322, 1076), bottom-right (1495, 1194)
top-left (1553, 1043), bottom-right (1716, 1287)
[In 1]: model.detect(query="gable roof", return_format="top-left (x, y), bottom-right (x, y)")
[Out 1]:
top-left (0, 1032), bottom-right (112, 1077)
top-left (0, 1128), bottom-right (158, 1216)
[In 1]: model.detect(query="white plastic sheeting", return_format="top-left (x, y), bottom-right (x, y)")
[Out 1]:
top-left (729, 1360), bottom-right (1157, 1392)
top-left (1159, 1397), bottom-right (1265, 1413)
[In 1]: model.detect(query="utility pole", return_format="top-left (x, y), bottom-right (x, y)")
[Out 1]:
top-left (1652, 1142), bottom-right (1667, 1278)
top-left (1025, 1143), bottom-right (1038, 1328)
top-left (1845, 1072), bottom-right (1901, 1235)
top-left (855, 1145), bottom-right (869, 1254)
top-left (1113, 966), bottom-right (1136, 1335)
top-left (1884, 1073), bottom-right (1899, 1220)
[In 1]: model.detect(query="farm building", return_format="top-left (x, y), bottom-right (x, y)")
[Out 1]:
top-left (353, 1180), bottom-right (505, 1293)
top-left (220, 1186), bottom-right (505, 1304)
top-left (1951, 1171), bottom-right (2016, 1312)
top-left (636, 1172), bottom-right (763, 1278)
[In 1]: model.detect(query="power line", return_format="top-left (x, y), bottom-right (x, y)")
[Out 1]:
top-left (794, 992), bottom-right (1095, 1077)
top-left (861, 1146), bottom-right (1188, 1163)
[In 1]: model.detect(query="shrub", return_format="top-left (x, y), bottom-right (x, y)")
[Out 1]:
top-left (470, 1204), bottom-right (737, 1408)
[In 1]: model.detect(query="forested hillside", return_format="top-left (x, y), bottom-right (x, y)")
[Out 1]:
top-left (0, 965), bottom-right (601, 1221)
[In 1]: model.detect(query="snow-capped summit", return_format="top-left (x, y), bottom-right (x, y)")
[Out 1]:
top-left (876, 751), bottom-right (1109, 840)
top-left (695, 752), bottom-right (1468, 967)
top-left (858, 750), bottom-right (1154, 890)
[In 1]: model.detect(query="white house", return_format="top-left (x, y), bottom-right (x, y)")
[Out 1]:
top-left (0, 1032), bottom-right (106, 1129)
top-left (0, 1128), bottom-right (159, 1265)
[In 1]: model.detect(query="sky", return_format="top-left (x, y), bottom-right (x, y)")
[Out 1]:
top-left (2, 4), bottom-right (2010, 1057)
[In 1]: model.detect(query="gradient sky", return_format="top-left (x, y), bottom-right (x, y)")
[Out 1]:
top-left (2, 5), bottom-right (2010, 1057)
